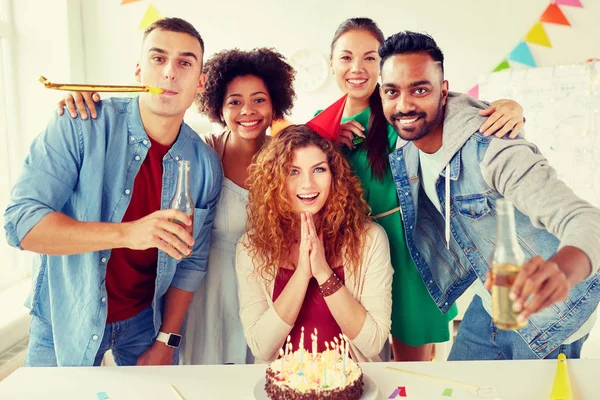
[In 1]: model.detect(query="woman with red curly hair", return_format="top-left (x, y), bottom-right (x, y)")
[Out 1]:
top-left (236, 124), bottom-right (393, 362)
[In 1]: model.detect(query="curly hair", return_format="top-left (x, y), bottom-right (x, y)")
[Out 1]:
top-left (197, 48), bottom-right (296, 124)
top-left (245, 125), bottom-right (371, 282)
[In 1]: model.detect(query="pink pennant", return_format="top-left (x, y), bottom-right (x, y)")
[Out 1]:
top-left (554, 0), bottom-right (583, 7)
top-left (467, 84), bottom-right (479, 100)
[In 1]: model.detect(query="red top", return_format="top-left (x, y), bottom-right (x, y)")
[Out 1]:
top-left (272, 266), bottom-right (345, 352)
top-left (106, 137), bottom-right (170, 323)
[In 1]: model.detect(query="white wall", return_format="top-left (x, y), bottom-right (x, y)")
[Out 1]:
top-left (77, 0), bottom-right (600, 129)
top-left (13, 0), bottom-right (84, 150)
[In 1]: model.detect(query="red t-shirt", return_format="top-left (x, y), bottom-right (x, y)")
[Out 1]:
top-left (105, 137), bottom-right (170, 323)
top-left (272, 266), bottom-right (345, 352)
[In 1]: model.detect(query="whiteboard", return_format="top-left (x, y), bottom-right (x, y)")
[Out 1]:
top-left (478, 62), bottom-right (600, 208)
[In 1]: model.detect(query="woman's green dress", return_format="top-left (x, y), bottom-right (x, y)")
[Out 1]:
top-left (341, 107), bottom-right (458, 346)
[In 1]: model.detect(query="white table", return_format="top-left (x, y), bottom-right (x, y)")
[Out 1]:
top-left (0, 360), bottom-right (597, 399)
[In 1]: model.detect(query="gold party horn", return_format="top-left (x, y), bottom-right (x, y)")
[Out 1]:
top-left (38, 76), bottom-right (163, 93)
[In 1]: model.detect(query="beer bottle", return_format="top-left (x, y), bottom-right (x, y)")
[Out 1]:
top-left (491, 199), bottom-right (527, 330)
top-left (169, 160), bottom-right (194, 258)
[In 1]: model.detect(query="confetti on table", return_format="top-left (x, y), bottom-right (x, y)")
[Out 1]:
top-left (442, 388), bottom-right (453, 397)
top-left (96, 392), bottom-right (109, 400)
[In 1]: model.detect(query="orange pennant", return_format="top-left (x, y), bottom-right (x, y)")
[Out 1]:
top-left (526, 22), bottom-right (552, 47)
top-left (540, 4), bottom-right (571, 26)
top-left (121, 0), bottom-right (141, 4)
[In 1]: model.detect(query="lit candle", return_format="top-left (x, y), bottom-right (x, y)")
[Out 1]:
top-left (279, 348), bottom-right (285, 375)
top-left (300, 326), bottom-right (305, 350)
top-left (344, 336), bottom-right (349, 376)
top-left (321, 354), bottom-right (328, 388)
top-left (330, 341), bottom-right (336, 372)
top-left (334, 337), bottom-right (339, 359)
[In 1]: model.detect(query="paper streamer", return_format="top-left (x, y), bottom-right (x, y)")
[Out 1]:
top-left (554, 0), bottom-right (583, 7)
top-left (526, 22), bottom-right (552, 47)
top-left (138, 4), bottom-right (163, 30)
top-left (442, 388), bottom-right (453, 397)
top-left (508, 42), bottom-right (536, 67)
top-left (96, 392), bottom-right (109, 400)
top-left (540, 4), bottom-right (571, 26)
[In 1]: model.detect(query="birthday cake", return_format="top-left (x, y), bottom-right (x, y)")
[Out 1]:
top-left (264, 334), bottom-right (363, 400)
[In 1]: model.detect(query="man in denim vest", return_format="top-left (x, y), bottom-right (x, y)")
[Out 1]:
top-left (4, 18), bottom-right (222, 366)
top-left (380, 31), bottom-right (600, 360)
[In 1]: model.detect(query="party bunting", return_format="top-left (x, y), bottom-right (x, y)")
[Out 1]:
top-left (388, 388), bottom-right (400, 399)
top-left (138, 4), bottom-right (163, 30)
top-left (508, 42), bottom-right (536, 67)
top-left (467, 84), bottom-right (479, 99)
top-left (120, 0), bottom-right (141, 4)
top-left (554, 0), bottom-right (583, 7)
top-left (442, 388), bottom-right (454, 397)
top-left (526, 22), bottom-right (552, 47)
top-left (493, 59), bottom-right (510, 72)
top-left (540, 4), bottom-right (571, 26)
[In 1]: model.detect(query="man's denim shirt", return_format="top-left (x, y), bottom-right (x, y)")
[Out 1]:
top-left (4, 97), bottom-right (222, 366)
top-left (389, 135), bottom-right (600, 359)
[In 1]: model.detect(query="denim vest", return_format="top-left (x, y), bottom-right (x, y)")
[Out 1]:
top-left (4, 97), bottom-right (222, 366)
top-left (389, 133), bottom-right (600, 358)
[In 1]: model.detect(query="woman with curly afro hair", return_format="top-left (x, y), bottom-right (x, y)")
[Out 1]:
top-left (178, 48), bottom-right (296, 365)
top-left (236, 124), bottom-right (393, 363)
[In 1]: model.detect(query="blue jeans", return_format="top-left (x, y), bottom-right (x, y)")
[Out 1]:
top-left (448, 296), bottom-right (587, 360)
top-left (26, 307), bottom-right (177, 366)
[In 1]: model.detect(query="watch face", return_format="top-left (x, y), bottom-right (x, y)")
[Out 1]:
top-left (167, 334), bottom-right (182, 348)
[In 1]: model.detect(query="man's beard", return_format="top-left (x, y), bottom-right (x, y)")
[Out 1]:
top-left (392, 98), bottom-right (444, 142)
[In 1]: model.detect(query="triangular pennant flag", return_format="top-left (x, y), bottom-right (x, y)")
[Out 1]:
top-left (540, 4), bottom-right (571, 26)
top-left (121, 0), bottom-right (141, 4)
top-left (442, 388), bottom-right (454, 397)
top-left (398, 386), bottom-right (407, 397)
top-left (388, 388), bottom-right (400, 399)
top-left (138, 4), bottom-right (163, 30)
top-left (508, 42), bottom-right (536, 67)
top-left (526, 22), bottom-right (552, 47)
top-left (467, 84), bottom-right (479, 99)
top-left (554, 0), bottom-right (583, 7)
top-left (307, 94), bottom-right (348, 141)
top-left (493, 59), bottom-right (510, 72)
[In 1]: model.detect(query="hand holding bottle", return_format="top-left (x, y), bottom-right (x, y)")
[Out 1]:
top-left (122, 209), bottom-right (193, 260)
top-left (507, 246), bottom-right (592, 324)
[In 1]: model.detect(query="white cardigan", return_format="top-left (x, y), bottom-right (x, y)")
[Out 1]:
top-left (235, 222), bottom-right (393, 363)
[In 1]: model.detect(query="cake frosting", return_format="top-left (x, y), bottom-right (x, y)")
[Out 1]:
top-left (264, 345), bottom-right (363, 399)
